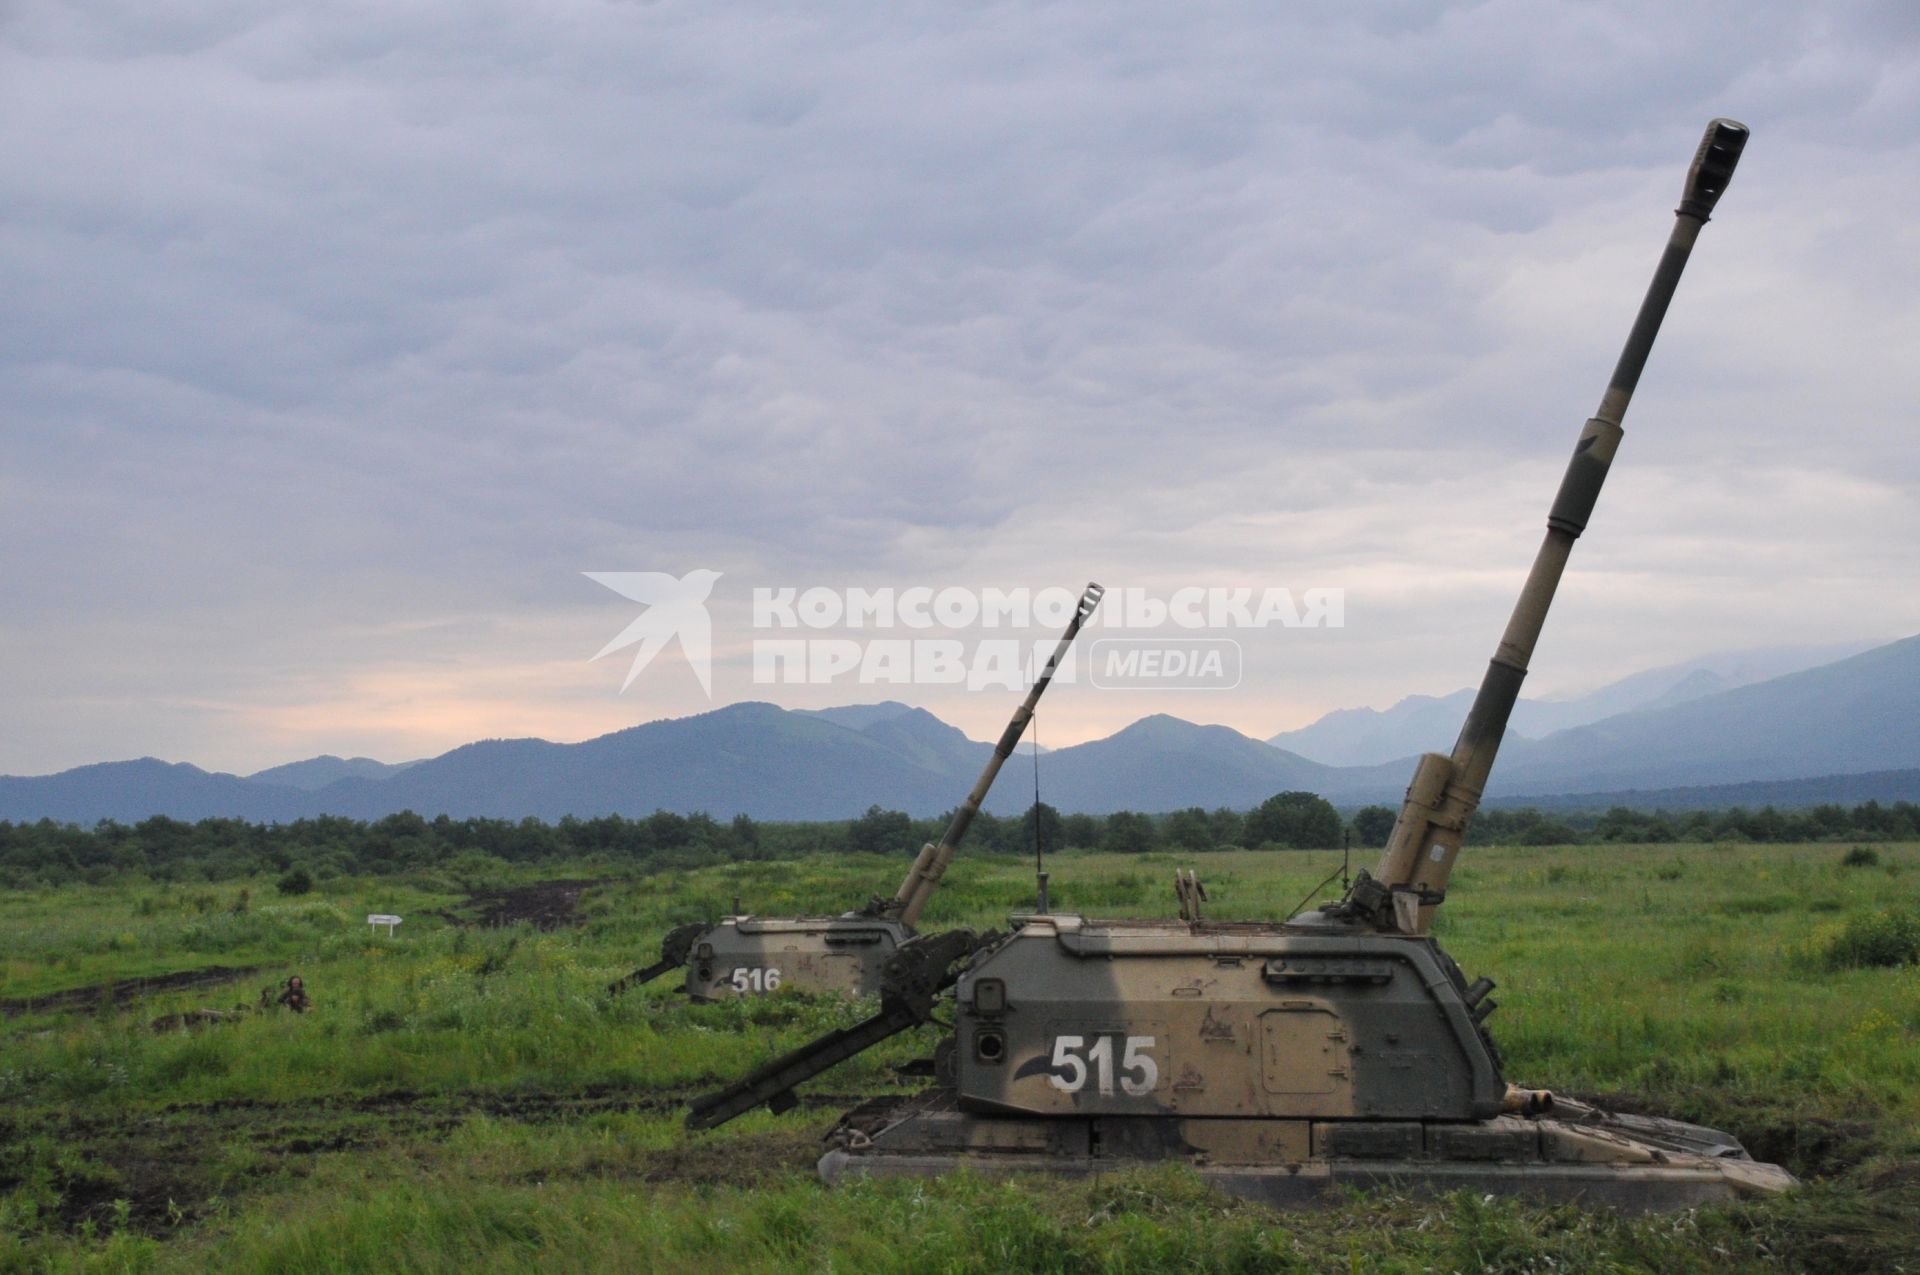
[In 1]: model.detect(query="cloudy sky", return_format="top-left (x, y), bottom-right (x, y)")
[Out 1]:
top-left (4, 0), bottom-right (1918, 776)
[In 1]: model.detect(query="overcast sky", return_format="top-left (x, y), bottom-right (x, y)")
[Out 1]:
top-left (4, 0), bottom-right (1918, 776)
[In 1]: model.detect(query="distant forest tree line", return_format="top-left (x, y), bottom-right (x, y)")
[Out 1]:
top-left (3, 795), bottom-right (1917, 888)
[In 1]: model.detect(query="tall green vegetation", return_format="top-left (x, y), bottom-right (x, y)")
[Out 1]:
top-left (1243, 791), bottom-right (1343, 849)
top-left (1, 842), bottom-right (1917, 1271)
top-left (845, 806), bottom-right (913, 856)
top-left (1350, 804), bottom-right (1397, 847)
top-left (1822, 908), bottom-right (1920, 970)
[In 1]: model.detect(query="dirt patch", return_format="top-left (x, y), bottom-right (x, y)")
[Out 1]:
top-left (1729, 1115), bottom-right (1883, 1180)
top-left (1864, 1161), bottom-right (1920, 1192)
top-left (319, 1083), bottom-right (861, 1127)
top-left (338, 1083), bottom-right (684, 1124)
top-left (0, 964), bottom-right (264, 1018)
top-left (451, 879), bottom-right (606, 930)
top-left (636, 1127), bottom-right (824, 1186)
top-left (5, 1083), bottom-right (867, 1237)
top-left (0, 1111), bottom-right (218, 1237)
top-left (1569, 1089), bottom-right (1882, 1180)
top-left (46, 1154), bottom-right (200, 1237)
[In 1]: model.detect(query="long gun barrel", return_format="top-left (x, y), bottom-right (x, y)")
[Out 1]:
top-left (1363, 119), bottom-right (1748, 934)
top-left (887, 582), bottom-right (1105, 927)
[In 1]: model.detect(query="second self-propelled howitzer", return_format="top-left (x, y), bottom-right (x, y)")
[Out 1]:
top-left (611, 582), bottom-right (1105, 1002)
top-left (686, 120), bottom-right (1795, 1211)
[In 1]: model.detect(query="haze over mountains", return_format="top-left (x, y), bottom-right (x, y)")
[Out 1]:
top-left (3, 637), bottom-right (1917, 824)
top-left (245, 756), bottom-right (422, 791)
top-left (1266, 642), bottom-right (1875, 767)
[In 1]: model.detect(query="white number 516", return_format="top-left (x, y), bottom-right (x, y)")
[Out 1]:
top-left (728, 967), bottom-right (781, 993)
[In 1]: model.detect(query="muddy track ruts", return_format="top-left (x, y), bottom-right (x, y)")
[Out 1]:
top-left (0, 964), bottom-right (265, 1018)
top-left (0, 1083), bottom-right (867, 1238)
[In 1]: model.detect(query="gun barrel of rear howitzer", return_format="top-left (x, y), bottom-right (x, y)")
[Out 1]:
top-left (892, 582), bottom-right (1105, 927)
top-left (1373, 119), bottom-right (1749, 932)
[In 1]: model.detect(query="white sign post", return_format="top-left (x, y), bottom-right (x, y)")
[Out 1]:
top-left (367, 913), bottom-right (402, 937)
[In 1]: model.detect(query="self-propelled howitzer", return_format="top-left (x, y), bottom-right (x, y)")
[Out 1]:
top-left (686, 120), bottom-right (1794, 1211)
top-left (612, 582), bottom-right (1104, 1001)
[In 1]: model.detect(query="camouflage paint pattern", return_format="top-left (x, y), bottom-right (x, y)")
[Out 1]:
top-left (685, 916), bottom-right (910, 1001)
top-left (950, 915), bottom-right (1505, 1122)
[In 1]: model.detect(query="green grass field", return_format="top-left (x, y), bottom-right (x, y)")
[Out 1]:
top-left (2, 842), bottom-right (1916, 1272)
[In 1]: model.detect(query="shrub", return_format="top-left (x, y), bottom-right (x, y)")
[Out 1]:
top-left (1099, 811), bottom-right (1159, 855)
top-left (1349, 805), bottom-right (1396, 849)
top-left (1244, 791), bottom-right (1342, 850)
top-left (1841, 845), bottom-right (1881, 868)
top-left (847, 806), bottom-right (914, 856)
top-left (276, 867), bottom-right (314, 896)
top-left (1823, 909), bottom-right (1920, 970)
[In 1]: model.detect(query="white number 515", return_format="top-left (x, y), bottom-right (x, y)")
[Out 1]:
top-left (1047, 1034), bottom-right (1157, 1096)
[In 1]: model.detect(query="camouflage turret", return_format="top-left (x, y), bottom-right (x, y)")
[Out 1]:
top-left (686, 120), bottom-right (1795, 1212)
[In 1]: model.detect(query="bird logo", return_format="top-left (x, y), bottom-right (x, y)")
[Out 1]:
top-left (584, 569), bottom-right (723, 696)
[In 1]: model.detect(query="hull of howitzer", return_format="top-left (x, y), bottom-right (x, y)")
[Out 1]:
top-left (812, 915), bottom-right (1793, 1211)
top-left (818, 1088), bottom-right (1795, 1212)
top-left (683, 916), bottom-right (909, 1001)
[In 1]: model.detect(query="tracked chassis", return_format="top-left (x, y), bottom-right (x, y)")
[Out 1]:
top-left (821, 1085), bottom-right (1793, 1212)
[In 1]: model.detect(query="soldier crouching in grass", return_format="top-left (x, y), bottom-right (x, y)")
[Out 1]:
top-left (276, 975), bottom-right (311, 1013)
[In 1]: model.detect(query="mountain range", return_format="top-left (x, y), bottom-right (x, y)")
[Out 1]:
top-left (1265, 642), bottom-right (1876, 767)
top-left (3, 635), bottom-right (1917, 823)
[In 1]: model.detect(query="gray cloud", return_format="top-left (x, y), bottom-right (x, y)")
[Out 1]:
top-left (3, 1), bottom-right (1917, 773)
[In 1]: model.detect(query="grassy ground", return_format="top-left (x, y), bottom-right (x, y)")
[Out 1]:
top-left (1, 842), bottom-right (1916, 1272)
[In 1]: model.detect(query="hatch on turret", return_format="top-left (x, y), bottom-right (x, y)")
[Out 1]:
top-left (1260, 1004), bottom-right (1351, 1098)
